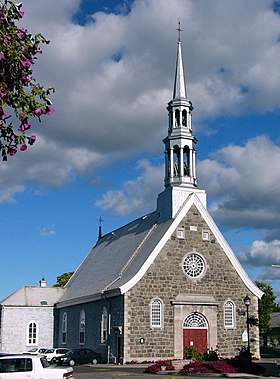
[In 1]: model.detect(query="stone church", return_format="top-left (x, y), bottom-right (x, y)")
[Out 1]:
top-left (54, 32), bottom-right (263, 363)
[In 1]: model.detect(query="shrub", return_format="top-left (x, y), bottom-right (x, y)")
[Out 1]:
top-left (184, 347), bottom-right (219, 362)
top-left (144, 363), bottom-right (161, 374)
top-left (184, 346), bottom-right (198, 359)
top-left (179, 361), bottom-right (239, 375)
top-left (144, 360), bottom-right (175, 374)
top-left (164, 364), bottom-right (175, 371)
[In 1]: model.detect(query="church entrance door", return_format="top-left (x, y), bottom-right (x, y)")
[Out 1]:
top-left (183, 312), bottom-right (208, 354)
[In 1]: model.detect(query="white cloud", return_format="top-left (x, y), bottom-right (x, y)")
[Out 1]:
top-left (96, 159), bottom-right (163, 215)
top-left (39, 225), bottom-right (57, 237)
top-left (3, 0), bottom-right (280, 204)
top-left (198, 136), bottom-right (280, 229)
top-left (239, 240), bottom-right (280, 267)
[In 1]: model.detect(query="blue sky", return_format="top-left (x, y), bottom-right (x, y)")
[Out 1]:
top-left (1, 0), bottom-right (280, 301)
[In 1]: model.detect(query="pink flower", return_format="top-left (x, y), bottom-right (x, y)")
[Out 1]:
top-left (45, 104), bottom-right (54, 115)
top-left (0, 52), bottom-right (5, 61)
top-left (33, 108), bottom-right (42, 116)
top-left (28, 135), bottom-right (36, 145)
top-left (0, 91), bottom-right (5, 99)
top-left (0, 109), bottom-right (7, 119)
top-left (17, 28), bottom-right (26, 39)
top-left (3, 35), bottom-right (11, 42)
top-left (21, 74), bottom-right (29, 83)
top-left (19, 56), bottom-right (32, 69)
top-left (18, 121), bottom-right (31, 131)
top-left (8, 146), bottom-right (17, 156)
top-left (20, 143), bottom-right (27, 151)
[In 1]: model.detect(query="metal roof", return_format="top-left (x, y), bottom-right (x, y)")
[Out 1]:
top-left (1, 286), bottom-right (64, 306)
top-left (57, 211), bottom-right (172, 306)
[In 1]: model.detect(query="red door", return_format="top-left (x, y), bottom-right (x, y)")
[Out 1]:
top-left (183, 328), bottom-right (207, 353)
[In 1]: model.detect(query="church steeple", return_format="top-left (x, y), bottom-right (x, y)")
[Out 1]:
top-left (157, 23), bottom-right (206, 223)
top-left (173, 22), bottom-right (187, 100)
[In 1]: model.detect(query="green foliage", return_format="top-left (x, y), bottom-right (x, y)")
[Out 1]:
top-left (248, 315), bottom-right (259, 327)
top-left (184, 347), bottom-right (219, 362)
top-left (256, 281), bottom-right (276, 334)
top-left (53, 271), bottom-right (74, 287)
top-left (236, 346), bottom-right (252, 361)
top-left (184, 346), bottom-right (198, 359)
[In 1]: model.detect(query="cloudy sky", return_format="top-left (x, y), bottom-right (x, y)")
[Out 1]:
top-left (1, 0), bottom-right (280, 301)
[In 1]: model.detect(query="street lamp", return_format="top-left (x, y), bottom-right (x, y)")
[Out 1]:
top-left (243, 295), bottom-right (251, 360)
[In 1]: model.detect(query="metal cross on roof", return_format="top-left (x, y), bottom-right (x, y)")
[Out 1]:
top-left (176, 19), bottom-right (183, 42)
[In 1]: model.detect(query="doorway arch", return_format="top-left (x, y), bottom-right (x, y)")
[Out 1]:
top-left (183, 312), bottom-right (208, 353)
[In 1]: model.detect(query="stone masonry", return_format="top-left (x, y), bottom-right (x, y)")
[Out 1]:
top-left (124, 204), bottom-right (259, 361)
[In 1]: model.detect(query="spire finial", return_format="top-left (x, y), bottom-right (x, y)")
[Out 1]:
top-left (98, 216), bottom-right (104, 240)
top-left (176, 19), bottom-right (183, 43)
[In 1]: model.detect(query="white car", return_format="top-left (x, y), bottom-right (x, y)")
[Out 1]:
top-left (0, 354), bottom-right (73, 378)
top-left (44, 348), bottom-right (70, 363)
top-left (24, 347), bottom-right (49, 355)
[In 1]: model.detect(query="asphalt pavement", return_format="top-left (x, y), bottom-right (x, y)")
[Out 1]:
top-left (72, 359), bottom-right (280, 379)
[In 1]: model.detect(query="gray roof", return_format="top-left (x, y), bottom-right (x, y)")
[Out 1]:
top-left (271, 313), bottom-right (280, 328)
top-left (58, 211), bottom-right (172, 305)
top-left (1, 286), bottom-right (64, 306)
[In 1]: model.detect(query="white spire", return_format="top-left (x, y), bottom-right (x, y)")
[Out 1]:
top-left (157, 23), bottom-right (206, 222)
top-left (173, 40), bottom-right (187, 99)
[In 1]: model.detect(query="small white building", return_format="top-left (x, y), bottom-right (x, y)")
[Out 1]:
top-left (0, 279), bottom-right (64, 353)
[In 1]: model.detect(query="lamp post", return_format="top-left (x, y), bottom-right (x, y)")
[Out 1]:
top-left (243, 295), bottom-right (251, 360)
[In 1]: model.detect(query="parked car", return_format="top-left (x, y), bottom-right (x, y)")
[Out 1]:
top-left (24, 347), bottom-right (49, 355)
top-left (44, 348), bottom-right (70, 363)
top-left (53, 348), bottom-right (102, 366)
top-left (0, 354), bottom-right (73, 378)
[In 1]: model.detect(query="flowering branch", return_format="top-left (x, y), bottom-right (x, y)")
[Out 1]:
top-left (0, 0), bottom-right (54, 160)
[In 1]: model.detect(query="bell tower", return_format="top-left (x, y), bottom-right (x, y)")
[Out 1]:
top-left (157, 23), bottom-right (206, 223)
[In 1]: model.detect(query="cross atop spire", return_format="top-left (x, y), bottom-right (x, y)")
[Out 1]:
top-left (173, 21), bottom-right (186, 100)
top-left (176, 19), bottom-right (183, 43)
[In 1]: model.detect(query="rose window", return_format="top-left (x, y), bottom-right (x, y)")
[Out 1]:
top-left (183, 253), bottom-right (205, 278)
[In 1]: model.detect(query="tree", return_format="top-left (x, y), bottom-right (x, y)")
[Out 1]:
top-left (256, 281), bottom-right (276, 346)
top-left (53, 271), bottom-right (74, 287)
top-left (0, 0), bottom-right (54, 160)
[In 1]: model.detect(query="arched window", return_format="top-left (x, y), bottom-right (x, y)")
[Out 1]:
top-left (183, 313), bottom-right (207, 328)
top-left (175, 109), bottom-right (180, 127)
top-left (183, 146), bottom-right (190, 176)
top-left (182, 109), bottom-right (187, 127)
top-left (224, 301), bottom-right (235, 328)
top-left (62, 312), bottom-right (67, 344)
top-left (151, 299), bottom-right (163, 328)
top-left (173, 145), bottom-right (180, 176)
top-left (101, 306), bottom-right (108, 343)
top-left (79, 310), bottom-right (85, 344)
top-left (27, 321), bottom-right (38, 345)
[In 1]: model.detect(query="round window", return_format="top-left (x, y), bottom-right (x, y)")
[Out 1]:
top-left (183, 253), bottom-right (205, 278)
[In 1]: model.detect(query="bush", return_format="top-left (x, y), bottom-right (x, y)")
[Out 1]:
top-left (144, 360), bottom-right (175, 374)
top-left (179, 361), bottom-right (239, 375)
top-left (144, 364), bottom-right (161, 374)
top-left (184, 347), bottom-right (219, 362)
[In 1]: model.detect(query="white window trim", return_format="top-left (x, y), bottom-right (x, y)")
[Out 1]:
top-left (26, 321), bottom-right (38, 346)
top-left (150, 298), bottom-right (164, 328)
top-left (224, 300), bottom-right (235, 329)
top-left (177, 228), bottom-right (185, 239)
top-left (79, 310), bottom-right (86, 345)
top-left (101, 306), bottom-right (108, 344)
top-left (202, 230), bottom-right (210, 241)
top-left (62, 312), bottom-right (67, 344)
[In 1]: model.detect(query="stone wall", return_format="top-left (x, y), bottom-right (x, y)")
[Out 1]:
top-left (124, 204), bottom-right (259, 361)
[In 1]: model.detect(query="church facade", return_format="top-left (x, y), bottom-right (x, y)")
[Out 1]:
top-left (54, 32), bottom-right (263, 363)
